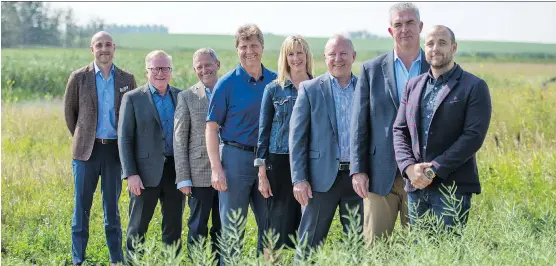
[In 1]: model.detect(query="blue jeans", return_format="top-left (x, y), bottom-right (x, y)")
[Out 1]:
top-left (408, 188), bottom-right (472, 229)
top-left (219, 144), bottom-right (268, 259)
top-left (71, 142), bottom-right (123, 264)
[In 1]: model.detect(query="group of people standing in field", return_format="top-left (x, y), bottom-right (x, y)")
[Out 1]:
top-left (64, 2), bottom-right (492, 265)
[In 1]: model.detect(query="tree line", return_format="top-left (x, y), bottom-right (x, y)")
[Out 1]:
top-left (1, 2), bottom-right (168, 48)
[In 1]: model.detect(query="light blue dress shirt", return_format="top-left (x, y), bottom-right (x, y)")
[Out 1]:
top-left (94, 61), bottom-right (116, 139)
top-left (330, 74), bottom-right (356, 163)
top-left (394, 49), bottom-right (422, 103)
top-left (148, 83), bottom-right (175, 156)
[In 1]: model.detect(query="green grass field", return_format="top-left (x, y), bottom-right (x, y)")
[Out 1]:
top-left (2, 42), bottom-right (556, 265)
top-left (110, 33), bottom-right (556, 55)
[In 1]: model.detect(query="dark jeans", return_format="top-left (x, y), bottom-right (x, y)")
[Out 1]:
top-left (408, 188), bottom-right (472, 229)
top-left (126, 159), bottom-right (185, 260)
top-left (187, 186), bottom-right (221, 263)
top-left (219, 144), bottom-right (268, 261)
top-left (71, 142), bottom-right (123, 264)
top-left (266, 153), bottom-right (301, 249)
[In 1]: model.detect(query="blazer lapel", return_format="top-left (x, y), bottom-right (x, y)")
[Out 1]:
top-left (320, 73), bottom-right (339, 141)
top-left (192, 81), bottom-right (209, 106)
top-left (114, 66), bottom-right (125, 110)
top-left (169, 86), bottom-right (179, 108)
top-left (382, 51), bottom-right (399, 109)
top-left (86, 62), bottom-right (98, 113)
top-left (143, 84), bottom-right (162, 129)
top-left (433, 65), bottom-right (462, 113)
top-left (420, 49), bottom-right (431, 74)
top-left (408, 75), bottom-right (428, 160)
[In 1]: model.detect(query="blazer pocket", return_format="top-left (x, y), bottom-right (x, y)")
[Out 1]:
top-left (309, 150), bottom-right (320, 159)
top-left (138, 152), bottom-right (149, 159)
top-left (190, 148), bottom-right (203, 159)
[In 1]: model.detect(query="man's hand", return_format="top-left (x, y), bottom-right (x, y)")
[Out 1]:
top-left (179, 186), bottom-right (192, 196)
top-left (127, 175), bottom-right (144, 196)
top-left (352, 173), bottom-right (369, 199)
top-left (293, 181), bottom-right (313, 206)
top-left (211, 168), bottom-right (227, 191)
top-left (258, 166), bottom-right (273, 198)
top-left (406, 163), bottom-right (433, 189)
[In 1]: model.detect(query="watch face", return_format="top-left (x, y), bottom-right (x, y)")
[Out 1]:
top-left (424, 168), bottom-right (435, 180)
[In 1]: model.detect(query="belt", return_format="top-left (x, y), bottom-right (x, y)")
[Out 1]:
top-left (338, 162), bottom-right (350, 172)
top-left (164, 156), bottom-right (174, 164)
top-left (95, 138), bottom-right (117, 144)
top-left (223, 141), bottom-right (256, 152)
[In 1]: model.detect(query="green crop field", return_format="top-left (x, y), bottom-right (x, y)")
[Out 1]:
top-left (110, 33), bottom-right (556, 55)
top-left (2, 41), bottom-right (556, 265)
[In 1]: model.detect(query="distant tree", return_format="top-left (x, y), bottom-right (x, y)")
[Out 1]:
top-left (1, 2), bottom-right (21, 47)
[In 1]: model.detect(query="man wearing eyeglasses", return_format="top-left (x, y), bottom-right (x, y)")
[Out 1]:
top-left (118, 50), bottom-right (184, 260)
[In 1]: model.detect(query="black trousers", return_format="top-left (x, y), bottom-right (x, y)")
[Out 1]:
top-left (126, 159), bottom-right (185, 259)
top-left (266, 153), bottom-right (302, 249)
top-left (187, 186), bottom-right (221, 263)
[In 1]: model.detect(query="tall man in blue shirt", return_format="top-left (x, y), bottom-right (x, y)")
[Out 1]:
top-left (64, 31), bottom-right (136, 266)
top-left (206, 24), bottom-right (277, 259)
top-left (118, 50), bottom-right (184, 260)
top-left (350, 2), bottom-right (430, 244)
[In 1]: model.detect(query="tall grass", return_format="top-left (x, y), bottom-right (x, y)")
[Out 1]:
top-left (1, 57), bottom-right (555, 264)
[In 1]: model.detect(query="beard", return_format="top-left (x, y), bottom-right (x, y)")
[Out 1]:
top-left (429, 54), bottom-right (453, 69)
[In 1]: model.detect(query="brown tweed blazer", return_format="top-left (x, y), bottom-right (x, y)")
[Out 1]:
top-left (173, 81), bottom-right (212, 187)
top-left (63, 62), bottom-right (137, 161)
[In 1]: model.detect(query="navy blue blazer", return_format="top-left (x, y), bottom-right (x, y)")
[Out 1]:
top-left (393, 65), bottom-right (492, 194)
top-left (350, 51), bottom-right (429, 196)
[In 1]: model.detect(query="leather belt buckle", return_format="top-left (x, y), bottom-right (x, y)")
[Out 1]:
top-left (338, 162), bottom-right (350, 171)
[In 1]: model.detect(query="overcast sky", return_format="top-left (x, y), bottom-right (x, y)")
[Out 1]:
top-left (49, 1), bottom-right (556, 44)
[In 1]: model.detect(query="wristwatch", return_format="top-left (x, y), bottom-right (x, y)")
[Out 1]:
top-left (424, 167), bottom-right (437, 180)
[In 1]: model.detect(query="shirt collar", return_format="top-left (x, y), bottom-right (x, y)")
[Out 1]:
top-left (427, 63), bottom-right (458, 83)
top-left (393, 49), bottom-right (422, 64)
top-left (329, 73), bottom-right (356, 90)
top-left (148, 82), bottom-right (171, 96)
top-left (237, 64), bottom-right (267, 83)
top-left (93, 61), bottom-right (115, 75)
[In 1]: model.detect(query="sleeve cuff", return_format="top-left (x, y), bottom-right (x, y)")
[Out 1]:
top-left (177, 180), bottom-right (192, 189)
top-left (293, 179), bottom-right (307, 185)
top-left (254, 158), bottom-right (265, 167)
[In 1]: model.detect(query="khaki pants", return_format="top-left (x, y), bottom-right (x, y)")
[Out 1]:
top-left (363, 174), bottom-right (408, 245)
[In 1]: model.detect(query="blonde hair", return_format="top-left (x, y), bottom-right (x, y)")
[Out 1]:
top-left (234, 23), bottom-right (264, 48)
top-left (145, 50), bottom-right (173, 69)
top-left (276, 35), bottom-right (314, 87)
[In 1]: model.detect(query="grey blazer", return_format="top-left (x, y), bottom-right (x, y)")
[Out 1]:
top-left (173, 81), bottom-right (212, 188)
top-left (289, 72), bottom-right (358, 193)
top-left (118, 83), bottom-right (181, 187)
top-left (350, 50), bottom-right (430, 196)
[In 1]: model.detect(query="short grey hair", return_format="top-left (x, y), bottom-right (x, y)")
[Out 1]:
top-left (145, 50), bottom-right (173, 69)
top-left (389, 2), bottom-right (420, 24)
top-left (192, 48), bottom-right (219, 64)
top-left (327, 34), bottom-right (355, 52)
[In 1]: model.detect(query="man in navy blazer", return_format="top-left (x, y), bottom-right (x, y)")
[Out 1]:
top-left (350, 2), bottom-right (430, 244)
top-left (393, 25), bottom-right (492, 229)
top-left (289, 34), bottom-right (362, 258)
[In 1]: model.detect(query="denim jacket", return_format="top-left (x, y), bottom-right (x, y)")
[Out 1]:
top-left (254, 79), bottom-right (299, 166)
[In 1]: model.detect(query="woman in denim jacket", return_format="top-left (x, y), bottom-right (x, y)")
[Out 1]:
top-left (254, 35), bottom-right (314, 250)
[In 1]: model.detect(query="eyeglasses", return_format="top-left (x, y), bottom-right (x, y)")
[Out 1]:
top-left (147, 67), bottom-right (172, 74)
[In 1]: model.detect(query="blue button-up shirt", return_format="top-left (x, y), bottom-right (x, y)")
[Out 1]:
top-left (149, 83), bottom-right (175, 156)
top-left (205, 87), bottom-right (213, 102)
top-left (207, 64), bottom-right (277, 147)
top-left (94, 61), bottom-right (116, 139)
top-left (394, 49), bottom-right (422, 103)
top-left (330, 74), bottom-right (356, 162)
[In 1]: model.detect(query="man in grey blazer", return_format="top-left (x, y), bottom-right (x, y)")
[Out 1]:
top-left (118, 50), bottom-right (184, 259)
top-left (174, 48), bottom-right (221, 262)
top-left (289, 34), bottom-right (362, 258)
top-left (350, 2), bottom-right (430, 244)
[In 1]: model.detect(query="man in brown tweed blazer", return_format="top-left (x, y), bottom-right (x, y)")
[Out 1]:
top-left (63, 31), bottom-right (136, 266)
top-left (174, 48), bottom-right (221, 263)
